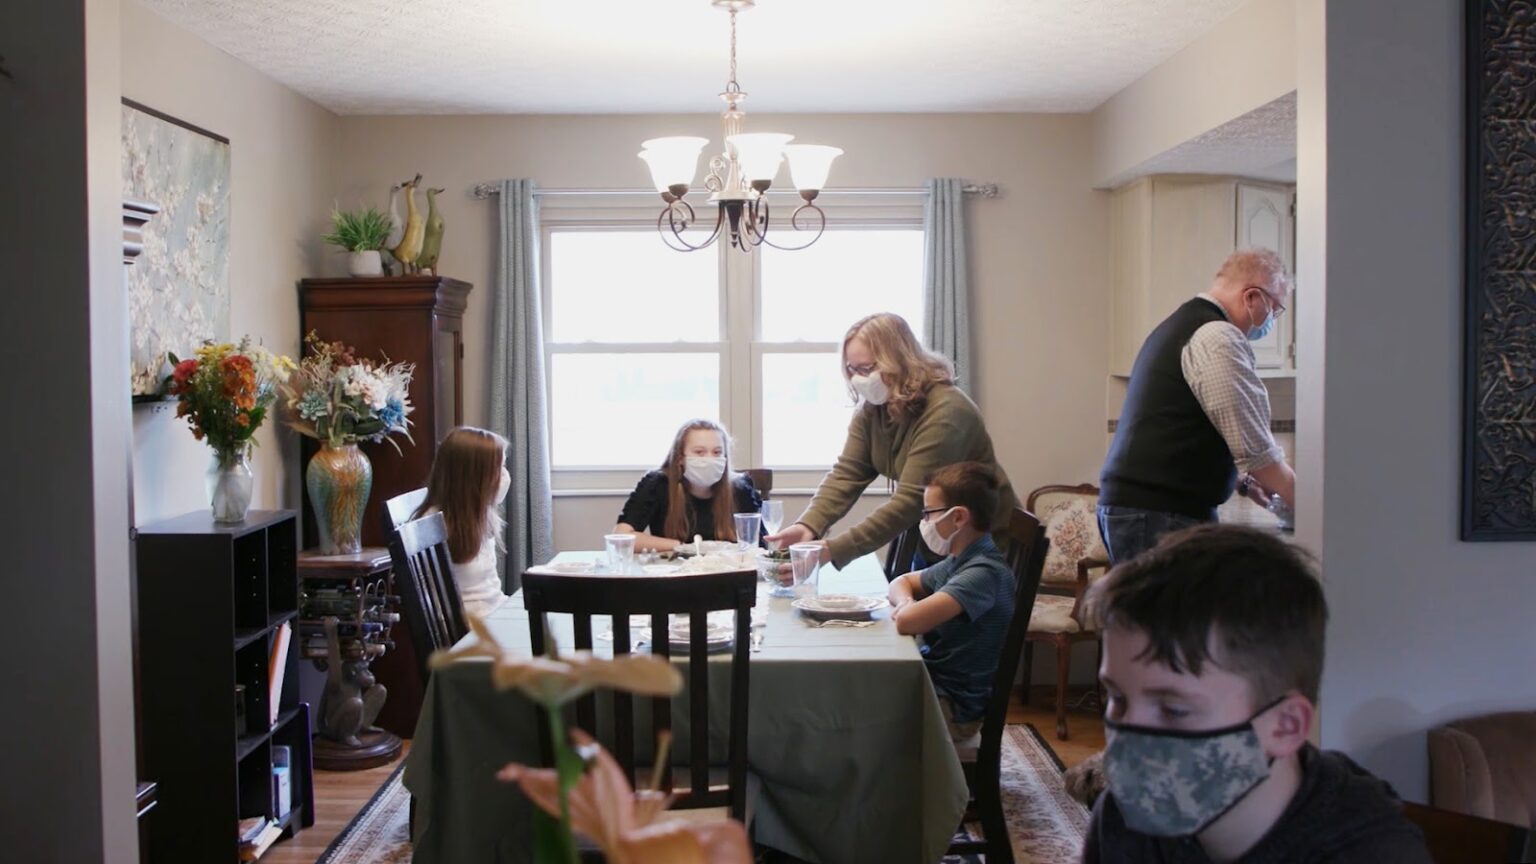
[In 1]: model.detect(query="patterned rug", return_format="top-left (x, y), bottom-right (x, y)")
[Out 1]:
top-left (317, 724), bottom-right (1088, 863)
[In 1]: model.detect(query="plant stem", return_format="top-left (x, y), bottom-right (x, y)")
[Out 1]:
top-left (543, 704), bottom-right (581, 864)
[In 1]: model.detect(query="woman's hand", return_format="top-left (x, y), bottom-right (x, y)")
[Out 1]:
top-left (765, 521), bottom-right (816, 549)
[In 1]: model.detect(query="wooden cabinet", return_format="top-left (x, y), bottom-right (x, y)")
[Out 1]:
top-left (298, 275), bottom-right (471, 737)
top-left (1109, 176), bottom-right (1297, 376)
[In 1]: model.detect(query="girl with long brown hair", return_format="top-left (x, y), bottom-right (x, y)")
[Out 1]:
top-left (412, 426), bottom-right (512, 617)
top-left (615, 419), bottom-right (764, 552)
top-left (765, 312), bottom-right (1018, 569)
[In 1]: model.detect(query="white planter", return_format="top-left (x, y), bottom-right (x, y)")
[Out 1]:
top-left (347, 249), bottom-right (384, 277)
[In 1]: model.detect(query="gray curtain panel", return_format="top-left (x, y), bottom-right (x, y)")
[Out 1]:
top-left (490, 179), bottom-right (554, 589)
top-left (922, 177), bottom-right (972, 392)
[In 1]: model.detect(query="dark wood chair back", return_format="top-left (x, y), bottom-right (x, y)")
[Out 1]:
top-left (741, 468), bottom-right (773, 498)
top-left (521, 569), bottom-right (757, 821)
top-left (385, 512), bottom-right (468, 686)
top-left (1402, 802), bottom-right (1533, 864)
top-left (382, 487), bottom-right (428, 534)
top-left (951, 506), bottom-right (1049, 864)
top-left (882, 522), bottom-right (925, 582)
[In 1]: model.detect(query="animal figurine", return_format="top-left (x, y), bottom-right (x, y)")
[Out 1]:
top-left (389, 173), bottom-right (425, 274)
top-left (417, 187), bottom-right (446, 275)
top-left (317, 617), bottom-right (387, 746)
top-left (382, 182), bottom-right (404, 275)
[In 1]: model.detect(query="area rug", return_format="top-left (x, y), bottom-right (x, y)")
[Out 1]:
top-left (316, 724), bottom-right (1088, 863)
top-left (315, 762), bottom-right (412, 864)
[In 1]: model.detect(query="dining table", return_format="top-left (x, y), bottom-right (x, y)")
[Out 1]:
top-left (403, 551), bottom-right (969, 864)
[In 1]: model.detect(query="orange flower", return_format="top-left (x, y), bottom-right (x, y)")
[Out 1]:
top-left (498, 731), bottom-right (752, 864)
top-left (236, 412), bottom-right (250, 427)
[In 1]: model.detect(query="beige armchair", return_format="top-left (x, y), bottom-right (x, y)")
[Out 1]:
top-left (1022, 484), bottom-right (1111, 740)
top-left (1429, 711), bottom-right (1536, 829)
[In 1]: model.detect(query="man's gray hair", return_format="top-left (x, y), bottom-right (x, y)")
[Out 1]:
top-left (1217, 248), bottom-right (1293, 297)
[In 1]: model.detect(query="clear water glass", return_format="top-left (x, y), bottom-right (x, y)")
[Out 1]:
top-left (733, 512), bottom-right (763, 553)
top-left (604, 533), bottom-right (636, 573)
top-left (759, 500), bottom-right (784, 547)
top-left (785, 542), bottom-right (822, 598)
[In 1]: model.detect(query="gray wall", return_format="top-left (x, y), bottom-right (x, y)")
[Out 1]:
top-left (0, 0), bottom-right (138, 860)
top-left (1297, 0), bottom-right (1536, 802)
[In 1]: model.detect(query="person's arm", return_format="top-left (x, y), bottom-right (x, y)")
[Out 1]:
top-left (1182, 323), bottom-right (1293, 507)
top-left (887, 570), bottom-right (925, 611)
top-left (824, 403), bottom-right (976, 568)
top-left (731, 475), bottom-right (766, 544)
top-left (788, 409), bottom-right (879, 542)
top-left (614, 472), bottom-right (681, 552)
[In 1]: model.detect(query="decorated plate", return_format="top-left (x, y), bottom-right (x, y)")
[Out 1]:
top-left (792, 594), bottom-right (886, 620)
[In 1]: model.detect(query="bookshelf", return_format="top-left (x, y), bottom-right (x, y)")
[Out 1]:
top-left (135, 510), bottom-right (316, 862)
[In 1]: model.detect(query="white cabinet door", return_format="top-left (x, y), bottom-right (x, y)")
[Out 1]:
top-left (1235, 183), bottom-right (1293, 370)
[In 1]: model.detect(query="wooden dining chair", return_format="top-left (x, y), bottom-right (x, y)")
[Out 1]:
top-left (522, 568), bottom-right (757, 822)
top-left (381, 486), bottom-right (427, 534)
top-left (882, 522), bottom-right (925, 582)
top-left (740, 468), bottom-right (773, 499)
top-left (385, 512), bottom-right (468, 687)
top-left (948, 506), bottom-right (1049, 864)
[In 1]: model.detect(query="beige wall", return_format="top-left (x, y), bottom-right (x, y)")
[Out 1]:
top-left (123, 1), bottom-right (336, 526)
top-left (1089, 0), bottom-right (1297, 187)
top-left (331, 113), bottom-right (1111, 548)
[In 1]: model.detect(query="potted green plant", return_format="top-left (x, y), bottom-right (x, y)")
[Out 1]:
top-left (323, 206), bottom-right (393, 276)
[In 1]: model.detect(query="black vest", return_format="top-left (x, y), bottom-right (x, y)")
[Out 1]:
top-left (1100, 298), bottom-right (1237, 519)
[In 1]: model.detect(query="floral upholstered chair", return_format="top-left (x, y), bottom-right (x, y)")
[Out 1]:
top-left (1023, 484), bottom-right (1111, 740)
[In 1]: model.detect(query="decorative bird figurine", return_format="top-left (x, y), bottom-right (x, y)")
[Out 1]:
top-left (418, 187), bottom-right (446, 276)
top-left (382, 182), bottom-right (404, 275)
top-left (390, 173), bottom-right (425, 274)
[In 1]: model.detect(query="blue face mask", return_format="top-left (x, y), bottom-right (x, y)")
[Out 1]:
top-left (1246, 291), bottom-right (1277, 342)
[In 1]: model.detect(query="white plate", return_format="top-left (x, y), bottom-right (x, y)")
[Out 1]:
top-left (642, 564), bottom-right (682, 576)
top-left (792, 595), bottom-right (886, 619)
top-left (547, 561), bottom-right (595, 574)
top-left (637, 621), bottom-right (735, 653)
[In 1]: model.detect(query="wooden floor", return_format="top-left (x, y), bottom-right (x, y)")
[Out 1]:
top-left (261, 688), bottom-right (1104, 862)
top-left (264, 742), bottom-right (410, 864)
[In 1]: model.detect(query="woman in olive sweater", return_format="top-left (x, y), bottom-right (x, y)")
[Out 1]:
top-left (766, 313), bottom-right (1018, 568)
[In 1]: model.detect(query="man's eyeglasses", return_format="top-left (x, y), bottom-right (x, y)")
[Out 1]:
top-left (921, 506), bottom-right (950, 520)
top-left (1249, 286), bottom-right (1286, 316)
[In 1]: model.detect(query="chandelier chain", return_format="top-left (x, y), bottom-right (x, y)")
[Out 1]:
top-left (727, 9), bottom-right (740, 94)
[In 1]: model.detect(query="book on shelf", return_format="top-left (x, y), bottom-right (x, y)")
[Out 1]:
top-left (268, 621), bottom-right (291, 725)
top-left (238, 819), bottom-right (282, 861)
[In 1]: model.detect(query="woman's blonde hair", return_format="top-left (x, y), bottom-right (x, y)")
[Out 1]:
top-left (414, 426), bottom-right (508, 564)
top-left (842, 313), bottom-right (954, 421)
top-left (660, 419), bottom-right (737, 543)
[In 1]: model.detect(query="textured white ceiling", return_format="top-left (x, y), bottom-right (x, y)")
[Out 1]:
top-left (136, 0), bottom-right (1254, 114)
top-left (1108, 92), bottom-right (1297, 187)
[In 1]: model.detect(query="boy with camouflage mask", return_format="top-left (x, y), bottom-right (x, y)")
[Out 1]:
top-left (1080, 525), bottom-right (1429, 863)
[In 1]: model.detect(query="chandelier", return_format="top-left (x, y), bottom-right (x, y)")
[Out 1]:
top-left (638, 0), bottom-right (842, 253)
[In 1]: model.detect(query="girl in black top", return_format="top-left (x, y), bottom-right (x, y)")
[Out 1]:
top-left (615, 419), bottom-right (763, 552)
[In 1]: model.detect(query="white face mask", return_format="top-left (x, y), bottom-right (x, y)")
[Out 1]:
top-left (850, 373), bottom-right (890, 406)
top-left (684, 456), bottom-right (726, 488)
top-left (495, 466), bottom-right (511, 505)
top-left (919, 507), bottom-right (956, 556)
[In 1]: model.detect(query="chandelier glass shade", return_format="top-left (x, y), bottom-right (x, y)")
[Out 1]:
top-left (639, 1), bottom-right (842, 252)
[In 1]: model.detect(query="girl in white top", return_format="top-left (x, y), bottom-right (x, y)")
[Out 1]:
top-left (413, 426), bottom-right (512, 619)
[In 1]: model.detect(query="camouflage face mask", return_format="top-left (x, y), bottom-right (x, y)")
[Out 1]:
top-left (1102, 698), bottom-right (1284, 837)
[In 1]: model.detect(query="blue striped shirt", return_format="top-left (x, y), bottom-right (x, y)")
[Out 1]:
top-left (918, 535), bottom-right (1014, 723)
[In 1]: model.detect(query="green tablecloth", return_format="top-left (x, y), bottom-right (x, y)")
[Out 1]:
top-left (404, 553), bottom-right (968, 864)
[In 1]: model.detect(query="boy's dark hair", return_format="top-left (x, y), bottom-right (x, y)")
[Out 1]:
top-left (1084, 524), bottom-right (1327, 705)
top-left (924, 462), bottom-right (1000, 530)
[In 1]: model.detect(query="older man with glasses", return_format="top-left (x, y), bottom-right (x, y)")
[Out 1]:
top-left (1097, 248), bottom-right (1297, 564)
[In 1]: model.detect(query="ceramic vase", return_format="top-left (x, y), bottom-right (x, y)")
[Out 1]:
top-left (347, 249), bottom-right (384, 277)
top-left (306, 442), bottom-right (373, 554)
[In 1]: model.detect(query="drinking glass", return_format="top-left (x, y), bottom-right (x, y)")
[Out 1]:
top-left (733, 512), bottom-right (763, 553)
top-left (759, 500), bottom-right (784, 548)
top-left (604, 533), bottom-right (636, 574)
top-left (785, 542), bottom-right (822, 598)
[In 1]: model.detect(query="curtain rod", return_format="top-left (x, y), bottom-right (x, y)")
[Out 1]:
top-left (468, 182), bottom-right (1001, 200)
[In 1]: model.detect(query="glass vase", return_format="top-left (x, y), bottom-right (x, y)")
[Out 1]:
top-left (206, 448), bottom-right (254, 524)
top-left (306, 442), bottom-right (373, 555)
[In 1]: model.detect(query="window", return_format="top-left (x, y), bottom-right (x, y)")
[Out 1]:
top-left (542, 197), bottom-right (924, 486)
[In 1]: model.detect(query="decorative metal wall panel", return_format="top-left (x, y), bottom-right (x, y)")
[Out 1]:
top-left (1464, 0), bottom-right (1536, 540)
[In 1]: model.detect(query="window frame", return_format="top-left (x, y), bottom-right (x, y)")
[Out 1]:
top-left (540, 191), bottom-right (924, 492)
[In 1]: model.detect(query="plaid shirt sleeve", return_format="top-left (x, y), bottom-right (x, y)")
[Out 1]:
top-left (1180, 321), bottom-right (1286, 474)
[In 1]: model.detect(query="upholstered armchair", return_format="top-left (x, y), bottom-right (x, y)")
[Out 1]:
top-left (1429, 711), bottom-right (1536, 829)
top-left (1022, 484), bottom-right (1111, 740)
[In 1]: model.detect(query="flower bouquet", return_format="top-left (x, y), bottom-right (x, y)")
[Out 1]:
top-left (280, 331), bottom-right (415, 553)
top-left (166, 338), bottom-right (295, 523)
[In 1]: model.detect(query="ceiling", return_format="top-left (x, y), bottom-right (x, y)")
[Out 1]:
top-left (138, 0), bottom-right (1254, 115)
top-left (1110, 92), bottom-right (1297, 187)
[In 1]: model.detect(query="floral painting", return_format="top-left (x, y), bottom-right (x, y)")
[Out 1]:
top-left (121, 100), bottom-right (230, 394)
